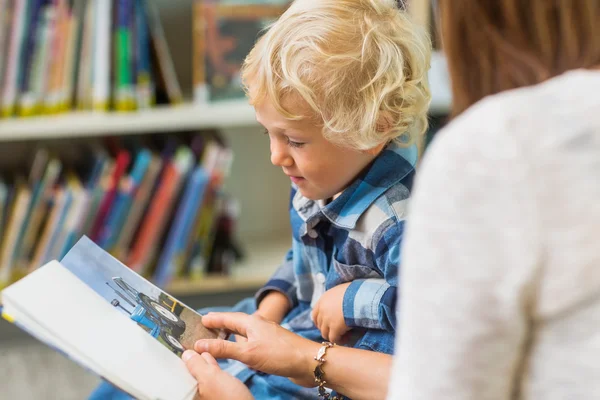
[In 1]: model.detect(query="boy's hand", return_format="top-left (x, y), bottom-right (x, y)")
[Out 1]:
top-left (255, 291), bottom-right (290, 324)
top-left (311, 283), bottom-right (352, 344)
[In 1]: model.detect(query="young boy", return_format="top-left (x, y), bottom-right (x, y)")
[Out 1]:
top-left (90, 0), bottom-right (430, 399)
top-left (222, 0), bottom-right (431, 397)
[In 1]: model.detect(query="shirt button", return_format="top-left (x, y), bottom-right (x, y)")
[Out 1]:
top-left (316, 273), bottom-right (326, 284)
top-left (308, 229), bottom-right (318, 239)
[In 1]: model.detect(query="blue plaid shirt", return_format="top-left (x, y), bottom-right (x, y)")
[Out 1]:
top-left (255, 140), bottom-right (415, 359)
top-left (219, 141), bottom-right (417, 399)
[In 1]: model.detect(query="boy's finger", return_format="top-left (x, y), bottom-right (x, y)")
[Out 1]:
top-left (329, 329), bottom-right (341, 344)
top-left (321, 325), bottom-right (330, 343)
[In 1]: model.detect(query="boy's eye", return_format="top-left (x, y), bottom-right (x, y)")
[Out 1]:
top-left (287, 138), bottom-right (305, 148)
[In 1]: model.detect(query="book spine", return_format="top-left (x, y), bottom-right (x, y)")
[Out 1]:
top-left (114, 0), bottom-right (134, 111)
top-left (25, 3), bottom-right (55, 116)
top-left (75, 0), bottom-right (94, 109)
top-left (145, 0), bottom-right (182, 104)
top-left (1, 0), bottom-right (28, 117)
top-left (0, 0), bottom-right (13, 104)
top-left (134, 0), bottom-right (151, 108)
top-left (18, 0), bottom-right (46, 116)
top-left (92, 0), bottom-right (111, 111)
top-left (192, 1), bottom-right (207, 103)
top-left (44, 0), bottom-right (67, 113)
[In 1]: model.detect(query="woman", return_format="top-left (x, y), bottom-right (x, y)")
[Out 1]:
top-left (185, 1), bottom-right (600, 399)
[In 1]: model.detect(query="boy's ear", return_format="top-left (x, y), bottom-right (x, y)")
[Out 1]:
top-left (363, 141), bottom-right (388, 156)
top-left (362, 111), bottom-right (393, 156)
top-left (375, 111), bottom-right (393, 134)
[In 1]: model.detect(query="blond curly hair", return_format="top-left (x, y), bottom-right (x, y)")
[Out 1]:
top-left (241, 0), bottom-right (432, 151)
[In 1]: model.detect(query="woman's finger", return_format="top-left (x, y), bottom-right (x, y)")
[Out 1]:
top-left (183, 350), bottom-right (209, 381)
top-left (202, 312), bottom-right (252, 337)
top-left (234, 334), bottom-right (248, 343)
top-left (200, 352), bottom-right (220, 367)
top-left (195, 339), bottom-right (249, 364)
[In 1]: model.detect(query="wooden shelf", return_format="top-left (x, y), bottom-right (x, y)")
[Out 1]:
top-left (166, 235), bottom-right (290, 297)
top-left (0, 100), bottom-right (258, 141)
top-left (0, 54), bottom-right (452, 141)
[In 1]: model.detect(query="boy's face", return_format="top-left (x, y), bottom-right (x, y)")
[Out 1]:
top-left (255, 97), bottom-right (381, 201)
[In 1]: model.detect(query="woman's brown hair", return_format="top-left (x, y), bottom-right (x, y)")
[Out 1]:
top-left (438, 0), bottom-right (600, 116)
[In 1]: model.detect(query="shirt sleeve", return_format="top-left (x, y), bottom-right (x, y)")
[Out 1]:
top-left (388, 116), bottom-right (540, 400)
top-left (342, 222), bottom-right (403, 331)
top-left (255, 248), bottom-right (298, 308)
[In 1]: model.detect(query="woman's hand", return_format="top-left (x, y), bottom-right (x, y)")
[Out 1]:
top-left (194, 312), bottom-right (321, 387)
top-left (232, 291), bottom-right (290, 343)
top-left (182, 350), bottom-right (253, 400)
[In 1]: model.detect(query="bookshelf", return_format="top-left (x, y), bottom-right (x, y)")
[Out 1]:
top-left (0, 100), bottom-right (257, 141)
top-left (166, 235), bottom-right (289, 296)
top-left (0, 52), bottom-right (452, 142)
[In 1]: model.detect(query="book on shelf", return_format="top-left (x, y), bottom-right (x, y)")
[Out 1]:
top-left (0, 235), bottom-right (228, 400)
top-left (0, 131), bottom-right (242, 291)
top-left (192, 0), bottom-right (290, 103)
top-left (0, 0), bottom-right (181, 118)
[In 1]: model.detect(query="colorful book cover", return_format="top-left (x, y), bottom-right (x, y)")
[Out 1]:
top-left (90, 149), bottom-right (131, 241)
top-left (112, 153), bottom-right (162, 260)
top-left (127, 147), bottom-right (193, 276)
top-left (193, 0), bottom-right (288, 103)
top-left (153, 165), bottom-right (210, 288)
top-left (97, 148), bottom-right (151, 250)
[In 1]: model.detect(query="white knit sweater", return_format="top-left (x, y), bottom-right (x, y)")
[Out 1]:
top-left (388, 69), bottom-right (600, 400)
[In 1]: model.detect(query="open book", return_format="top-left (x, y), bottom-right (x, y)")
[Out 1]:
top-left (0, 236), bottom-right (227, 400)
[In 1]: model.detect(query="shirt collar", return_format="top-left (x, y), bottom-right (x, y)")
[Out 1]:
top-left (293, 140), bottom-right (416, 229)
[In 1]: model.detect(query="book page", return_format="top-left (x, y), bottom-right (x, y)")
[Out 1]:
top-left (1, 261), bottom-right (197, 400)
top-left (60, 236), bottom-right (226, 356)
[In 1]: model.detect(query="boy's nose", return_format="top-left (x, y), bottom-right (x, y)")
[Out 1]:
top-left (270, 142), bottom-right (293, 167)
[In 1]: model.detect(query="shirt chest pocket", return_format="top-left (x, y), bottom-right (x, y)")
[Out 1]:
top-left (328, 258), bottom-right (382, 289)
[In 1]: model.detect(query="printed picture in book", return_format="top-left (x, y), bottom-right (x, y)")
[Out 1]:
top-left (60, 237), bottom-right (226, 356)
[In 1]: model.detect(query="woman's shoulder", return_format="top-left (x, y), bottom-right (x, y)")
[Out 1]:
top-left (435, 69), bottom-right (600, 152)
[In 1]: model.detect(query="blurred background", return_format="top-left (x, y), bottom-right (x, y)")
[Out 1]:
top-left (0, 0), bottom-right (449, 398)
